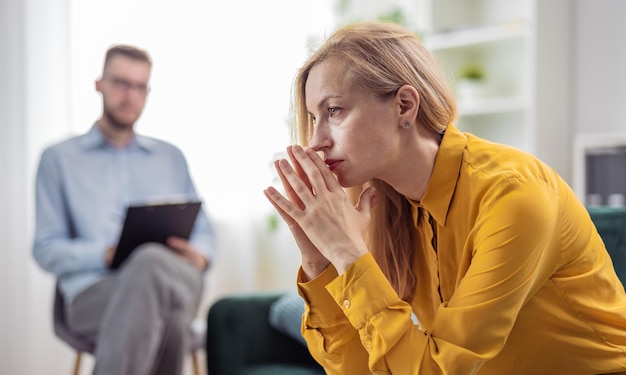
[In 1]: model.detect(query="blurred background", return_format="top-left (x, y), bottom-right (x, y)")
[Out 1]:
top-left (1, 0), bottom-right (625, 373)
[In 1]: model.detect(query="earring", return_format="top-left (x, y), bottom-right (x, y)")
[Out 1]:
top-left (402, 120), bottom-right (411, 129)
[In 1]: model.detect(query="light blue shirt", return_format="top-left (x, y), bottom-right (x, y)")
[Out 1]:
top-left (33, 125), bottom-right (216, 303)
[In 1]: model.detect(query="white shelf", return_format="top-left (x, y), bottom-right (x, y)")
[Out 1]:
top-left (413, 0), bottom-right (571, 180)
top-left (416, 0), bottom-right (533, 153)
top-left (458, 96), bottom-right (527, 116)
top-left (424, 21), bottom-right (529, 51)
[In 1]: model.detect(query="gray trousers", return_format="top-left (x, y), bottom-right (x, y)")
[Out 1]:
top-left (66, 243), bottom-right (203, 375)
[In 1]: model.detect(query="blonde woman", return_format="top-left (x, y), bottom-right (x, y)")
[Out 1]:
top-left (264, 22), bottom-right (626, 374)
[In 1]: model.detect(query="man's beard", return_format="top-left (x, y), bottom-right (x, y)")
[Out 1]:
top-left (103, 104), bottom-right (140, 130)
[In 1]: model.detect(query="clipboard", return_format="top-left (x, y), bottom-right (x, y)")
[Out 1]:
top-left (110, 201), bottom-right (202, 269)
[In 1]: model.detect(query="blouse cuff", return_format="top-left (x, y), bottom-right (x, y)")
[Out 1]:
top-left (326, 252), bottom-right (403, 329)
top-left (297, 264), bottom-right (345, 327)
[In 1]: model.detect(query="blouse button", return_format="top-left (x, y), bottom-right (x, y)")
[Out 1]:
top-left (342, 299), bottom-right (351, 309)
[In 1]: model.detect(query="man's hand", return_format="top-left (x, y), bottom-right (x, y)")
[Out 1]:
top-left (166, 237), bottom-right (210, 271)
top-left (105, 245), bottom-right (116, 267)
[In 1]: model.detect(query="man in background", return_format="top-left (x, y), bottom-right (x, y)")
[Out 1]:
top-left (33, 44), bottom-right (215, 375)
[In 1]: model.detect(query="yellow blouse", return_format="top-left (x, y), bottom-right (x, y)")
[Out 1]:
top-left (297, 125), bottom-right (626, 374)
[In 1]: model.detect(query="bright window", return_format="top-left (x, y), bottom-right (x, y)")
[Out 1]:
top-left (69, 0), bottom-right (336, 219)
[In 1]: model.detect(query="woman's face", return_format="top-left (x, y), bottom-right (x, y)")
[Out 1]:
top-left (305, 58), bottom-right (405, 188)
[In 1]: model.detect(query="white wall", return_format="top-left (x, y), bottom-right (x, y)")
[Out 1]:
top-left (0, 0), bottom-right (30, 373)
top-left (572, 0), bottom-right (626, 200)
top-left (1, 0), bottom-right (77, 374)
top-left (574, 0), bottom-right (626, 135)
top-left (534, 0), bottom-right (573, 184)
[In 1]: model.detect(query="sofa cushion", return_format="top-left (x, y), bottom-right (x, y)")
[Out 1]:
top-left (588, 207), bottom-right (626, 284)
top-left (207, 293), bottom-right (324, 375)
top-left (268, 291), bottom-right (306, 346)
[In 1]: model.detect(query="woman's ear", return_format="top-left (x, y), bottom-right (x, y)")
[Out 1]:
top-left (396, 84), bottom-right (420, 120)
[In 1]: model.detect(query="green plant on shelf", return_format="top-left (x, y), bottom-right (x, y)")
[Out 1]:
top-left (458, 63), bottom-right (486, 81)
top-left (456, 63), bottom-right (488, 102)
top-left (335, 0), bottom-right (411, 30)
top-left (376, 7), bottom-right (407, 26)
top-left (267, 212), bottom-right (279, 233)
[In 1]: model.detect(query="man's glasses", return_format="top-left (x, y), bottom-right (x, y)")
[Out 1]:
top-left (103, 76), bottom-right (150, 95)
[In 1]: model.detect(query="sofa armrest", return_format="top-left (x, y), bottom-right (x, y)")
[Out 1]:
top-left (589, 207), bottom-right (626, 284)
top-left (206, 293), bottom-right (322, 375)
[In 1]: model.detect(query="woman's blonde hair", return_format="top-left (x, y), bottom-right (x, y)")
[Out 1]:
top-left (291, 22), bottom-right (457, 301)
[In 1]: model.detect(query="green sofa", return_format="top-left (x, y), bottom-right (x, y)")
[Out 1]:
top-left (588, 206), bottom-right (626, 284)
top-left (206, 293), bottom-right (324, 375)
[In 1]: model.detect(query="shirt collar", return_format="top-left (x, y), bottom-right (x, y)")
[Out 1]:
top-left (78, 123), bottom-right (154, 152)
top-left (415, 124), bottom-right (467, 226)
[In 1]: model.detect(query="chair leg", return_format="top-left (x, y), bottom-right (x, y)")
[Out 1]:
top-left (72, 352), bottom-right (82, 375)
top-left (191, 351), bottom-right (201, 375)
top-left (71, 348), bottom-right (197, 375)
top-left (69, 348), bottom-right (200, 375)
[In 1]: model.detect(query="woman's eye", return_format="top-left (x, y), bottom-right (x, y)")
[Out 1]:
top-left (328, 107), bottom-right (340, 117)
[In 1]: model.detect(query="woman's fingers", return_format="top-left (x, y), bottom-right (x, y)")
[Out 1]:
top-left (275, 160), bottom-right (305, 210)
top-left (276, 158), bottom-right (318, 210)
top-left (264, 187), bottom-right (328, 270)
top-left (264, 187), bottom-right (300, 227)
top-left (287, 146), bottom-right (313, 192)
top-left (356, 186), bottom-right (377, 214)
top-left (270, 144), bottom-right (347, 221)
top-left (289, 145), bottom-right (342, 194)
top-left (265, 145), bottom-right (372, 277)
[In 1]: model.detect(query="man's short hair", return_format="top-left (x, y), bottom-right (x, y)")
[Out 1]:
top-left (103, 45), bottom-right (152, 72)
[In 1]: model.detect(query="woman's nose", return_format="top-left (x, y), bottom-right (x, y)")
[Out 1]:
top-left (309, 123), bottom-right (331, 151)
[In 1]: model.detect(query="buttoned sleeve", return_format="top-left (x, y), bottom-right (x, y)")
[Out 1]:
top-left (297, 264), bottom-right (372, 374)
top-left (33, 147), bottom-right (109, 274)
top-left (326, 254), bottom-right (430, 374)
top-left (298, 176), bottom-right (562, 374)
top-left (175, 151), bottom-right (216, 265)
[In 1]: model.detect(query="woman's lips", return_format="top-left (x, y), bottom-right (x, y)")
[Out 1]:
top-left (325, 159), bottom-right (342, 171)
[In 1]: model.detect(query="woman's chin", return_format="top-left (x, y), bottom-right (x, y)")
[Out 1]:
top-left (336, 174), bottom-right (365, 189)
